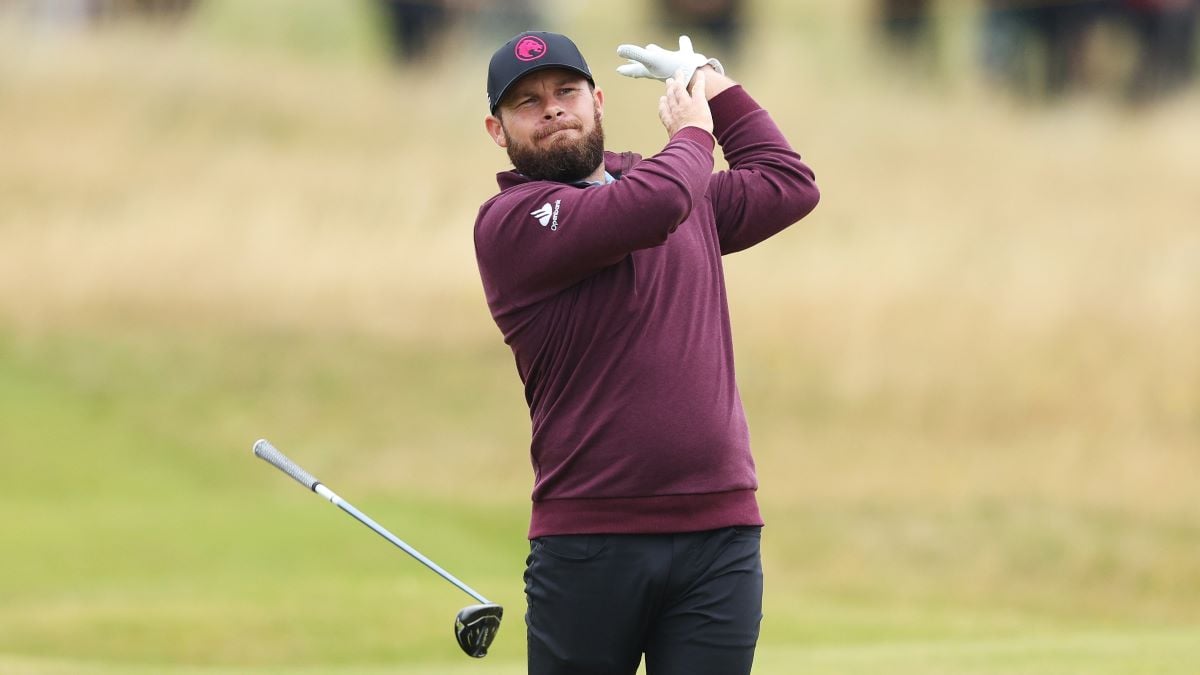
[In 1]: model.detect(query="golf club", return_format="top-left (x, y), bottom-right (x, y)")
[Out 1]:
top-left (251, 438), bottom-right (503, 658)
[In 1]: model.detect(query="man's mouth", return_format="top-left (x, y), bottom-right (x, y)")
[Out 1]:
top-left (538, 125), bottom-right (580, 141)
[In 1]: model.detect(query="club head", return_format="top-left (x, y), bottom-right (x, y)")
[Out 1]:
top-left (454, 603), bottom-right (503, 658)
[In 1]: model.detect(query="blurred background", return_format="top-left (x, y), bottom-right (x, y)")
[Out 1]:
top-left (1, 0), bottom-right (1198, 673)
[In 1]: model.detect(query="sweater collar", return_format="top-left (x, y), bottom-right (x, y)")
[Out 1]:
top-left (495, 150), bottom-right (642, 191)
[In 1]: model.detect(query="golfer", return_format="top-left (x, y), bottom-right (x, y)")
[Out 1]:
top-left (474, 31), bottom-right (819, 674)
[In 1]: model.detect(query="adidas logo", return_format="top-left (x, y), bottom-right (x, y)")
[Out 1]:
top-left (530, 200), bottom-right (561, 231)
top-left (531, 203), bottom-right (553, 227)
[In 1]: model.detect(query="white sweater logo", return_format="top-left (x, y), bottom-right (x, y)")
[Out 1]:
top-left (530, 200), bottom-right (561, 230)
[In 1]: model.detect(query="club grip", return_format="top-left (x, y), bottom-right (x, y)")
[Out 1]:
top-left (253, 439), bottom-right (320, 491)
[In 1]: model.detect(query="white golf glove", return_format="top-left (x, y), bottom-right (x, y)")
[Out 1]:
top-left (616, 35), bottom-right (724, 85)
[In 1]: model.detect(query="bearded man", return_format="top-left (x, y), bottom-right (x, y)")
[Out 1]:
top-left (473, 31), bottom-right (819, 675)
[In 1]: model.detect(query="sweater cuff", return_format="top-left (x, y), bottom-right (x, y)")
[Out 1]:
top-left (672, 125), bottom-right (716, 152)
top-left (710, 85), bottom-right (761, 141)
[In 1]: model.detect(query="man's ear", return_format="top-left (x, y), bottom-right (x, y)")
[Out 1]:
top-left (593, 87), bottom-right (604, 122)
top-left (485, 115), bottom-right (507, 148)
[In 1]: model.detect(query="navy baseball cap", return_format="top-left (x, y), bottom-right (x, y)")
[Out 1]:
top-left (487, 31), bottom-right (593, 114)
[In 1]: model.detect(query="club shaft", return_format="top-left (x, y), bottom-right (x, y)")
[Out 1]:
top-left (253, 439), bottom-right (489, 605)
top-left (316, 484), bottom-right (490, 605)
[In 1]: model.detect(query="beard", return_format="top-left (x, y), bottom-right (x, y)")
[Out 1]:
top-left (504, 109), bottom-right (605, 183)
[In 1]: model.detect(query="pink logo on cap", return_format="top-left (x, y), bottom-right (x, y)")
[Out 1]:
top-left (515, 36), bottom-right (547, 62)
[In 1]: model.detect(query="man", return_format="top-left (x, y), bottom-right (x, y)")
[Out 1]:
top-left (474, 31), bottom-right (819, 674)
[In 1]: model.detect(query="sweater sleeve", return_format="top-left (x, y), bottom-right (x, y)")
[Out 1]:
top-left (475, 128), bottom-right (715, 316)
top-left (706, 86), bottom-right (820, 255)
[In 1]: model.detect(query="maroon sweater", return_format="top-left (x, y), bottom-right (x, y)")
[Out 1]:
top-left (474, 86), bottom-right (819, 538)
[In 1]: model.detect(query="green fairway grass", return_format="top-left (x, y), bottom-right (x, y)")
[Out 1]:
top-left (2, 331), bottom-right (1197, 672)
top-left (2, 0), bottom-right (1198, 672)
top-left (6, 627), bottom-right (1200, 674)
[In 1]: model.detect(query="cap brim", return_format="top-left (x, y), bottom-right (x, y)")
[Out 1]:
top-left (491, 64), bottom-right (594, 114)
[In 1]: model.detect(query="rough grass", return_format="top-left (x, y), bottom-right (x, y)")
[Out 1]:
top-left (1, 0), bottom-right (1198, 672)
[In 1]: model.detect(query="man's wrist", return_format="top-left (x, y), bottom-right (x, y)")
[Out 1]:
top-left (690, 65), bottom-right (735, 99)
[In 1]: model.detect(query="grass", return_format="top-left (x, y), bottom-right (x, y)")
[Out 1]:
top-left (6, 628), bottom-right (1200, 674)
top-left (1, 0), bottom-right (1199, 672)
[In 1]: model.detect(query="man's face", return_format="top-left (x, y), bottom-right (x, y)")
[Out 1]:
top-left (485, 69), bottom-right (605, 183)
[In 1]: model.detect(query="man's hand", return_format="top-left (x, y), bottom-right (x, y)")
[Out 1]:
top-left (658, 69), bottom-right (713, 138)
top-left (617, 35), bottom-right (724, 86)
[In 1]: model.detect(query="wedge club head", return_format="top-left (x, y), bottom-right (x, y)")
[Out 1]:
top-left (455, 603), bottom-right (503, 658)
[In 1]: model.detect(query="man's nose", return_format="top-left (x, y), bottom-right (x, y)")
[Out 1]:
top-left (541, 102), bottom-right (565, 119)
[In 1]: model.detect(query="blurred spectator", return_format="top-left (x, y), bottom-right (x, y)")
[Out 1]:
top-left (654, 0), bottom-right (745, 57)
top-left (130, 0), bottom-right (195, 19)
top-left (982, 0), bottom-right (1110, 97)
top-left (878, 0), bottom-right (934, 50)
top-left (982, 0), bottom-right (1198, 102)
top-left (460, 0), bottom-right (542, 43)
top-left (875, 0), bottom-right (937, 71)
top-left (1123, 0), bottom-right (1199, 100)
top-left (26, 0), bottom-right (196, 29)
top-left (375, 0), bottom-right (451, 63)
top-left (374, 0), bottom-right (544, 64)
top-left (27, 0), bottom-right (98, 30)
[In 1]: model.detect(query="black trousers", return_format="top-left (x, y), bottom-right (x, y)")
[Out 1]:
top-left (525, 526), bottom-right (763, 675)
